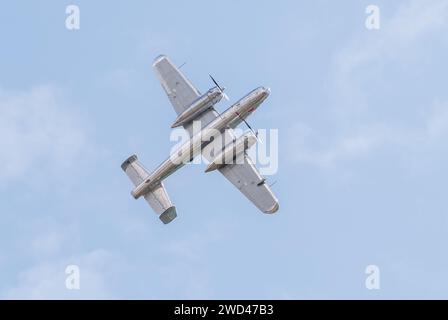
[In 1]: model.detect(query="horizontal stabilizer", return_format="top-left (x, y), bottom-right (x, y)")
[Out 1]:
top-left (121, 154), bottom-right (149, 186)
top-left (121, 155), bottom-right (177, 224)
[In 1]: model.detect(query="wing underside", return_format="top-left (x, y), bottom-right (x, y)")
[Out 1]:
top-left (153, 55), bottom-right (218, 135)
top-left (152, 55), bottom-right (200, 115)
top-left (218, 155), bottom-right (279, 214)
top-left (202, 130), bottom-right (279, 214)
top-left (153, 55), bottom-right (278, 214)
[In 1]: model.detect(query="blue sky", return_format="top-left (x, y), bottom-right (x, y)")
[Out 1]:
top-left (1, 0), bottom-right (448, 299)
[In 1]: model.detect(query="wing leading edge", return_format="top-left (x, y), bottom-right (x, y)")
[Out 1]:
top-left (152, 55), bottom-right (218, 136)
top-left (153, 55), bottom-right (278, 214)
top-left (152, 55), bottom-right (200, 115)
top-left (203, 130), bottom-right (279, 214)
top-left (219, 155), bottom-right (279, 214)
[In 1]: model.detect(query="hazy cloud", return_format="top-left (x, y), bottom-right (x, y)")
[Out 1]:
top-left (3, 249), bottom-right (115, 299)
top-left (0, 86), bottom-right (90, 183)
top-left (292, 0), bottom-right (448, 168)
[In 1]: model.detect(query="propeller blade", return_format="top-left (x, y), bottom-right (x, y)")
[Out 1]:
top-left (209, 74), bottom-right (230, 100)
top-left (236, 112), bottom-right (262, 144)
top-left (209, 74), bottom-right (223, 91)
top-left (254, 129), bottom-right (263, 144)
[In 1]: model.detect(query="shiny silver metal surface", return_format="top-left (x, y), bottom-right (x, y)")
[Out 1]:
top-left (205, 131), bottom-right (258, 173)
top-left (121, 55), bottom-right (279, 224)
top-left (171, 87), bottom-right (223, 128)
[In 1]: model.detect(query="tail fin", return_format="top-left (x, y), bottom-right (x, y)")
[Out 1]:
top-left (121, 155), bottom-right (177, 224)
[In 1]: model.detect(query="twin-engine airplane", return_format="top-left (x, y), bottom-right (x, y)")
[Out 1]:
top-left (121, 55), bottom-right (279, 224)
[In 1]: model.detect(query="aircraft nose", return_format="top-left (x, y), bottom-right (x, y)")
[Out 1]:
top-left (262, 87), bottom-right (271, 97)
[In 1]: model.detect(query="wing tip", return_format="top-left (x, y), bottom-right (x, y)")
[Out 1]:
top-left (264, 201), bottom-right (279, 214)
top-left (153, 54), bottom-right (168, 67)
top-left (121, 154), bottom-right (138, 172)
top-left (159, 206), bottom-right (177, 224)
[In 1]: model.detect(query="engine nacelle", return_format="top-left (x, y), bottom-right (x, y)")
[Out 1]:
top-left (171, 87), bottom-right (223, 128)
top-left (205, 131), bottom-right (258, 172)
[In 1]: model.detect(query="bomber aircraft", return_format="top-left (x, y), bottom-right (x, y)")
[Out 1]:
top-left (121, 55), bottom-right (279, 224)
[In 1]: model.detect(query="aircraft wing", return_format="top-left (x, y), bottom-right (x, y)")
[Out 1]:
top-left (153, 55), bottom-right (218, 135)
top-left (204, 130), bottom-right (279, 214)
top-left (218, 154), bottom-right (279, 214)
top-left (153, 55), bottom-right (278, 213)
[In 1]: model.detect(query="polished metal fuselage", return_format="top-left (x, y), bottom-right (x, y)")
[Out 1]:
top-left (131, 87), bottom-right (270, 199)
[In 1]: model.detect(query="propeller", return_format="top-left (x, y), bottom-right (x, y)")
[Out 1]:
top-left (209, 74), bottom-right (229, 101)
top-left (235, 111), bottom-right (263, 144)
top-left (209, 75), bottom-right (261, 143)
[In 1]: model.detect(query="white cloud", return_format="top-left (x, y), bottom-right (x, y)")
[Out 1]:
top-left (155, 218), bottom-right (236, 298)
top-left (426, 100), bottom-right (448, 140)
top-left (96, 68), bottom-right (138, 92)
top-left (0, 86), bottom-right (90, 183)
top-left (292, 123), bottom-right (393, 167)
top-left (293, 99), bottom-right (448, 167)
top-left (332, 0), bottom-right (448, 115)
top-left (336, 0), bottom-right (448, 88)
top-left (292, 0), bottom-right (448, 168)
top-left (3, 249), bottom-right (116, 299)
top-left (31, 231), bottom-right (66, 257)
